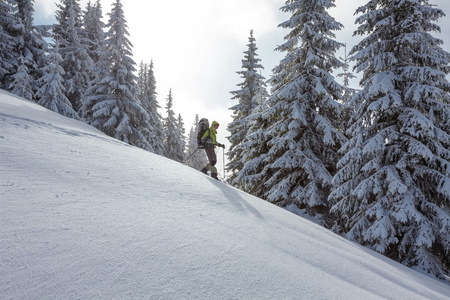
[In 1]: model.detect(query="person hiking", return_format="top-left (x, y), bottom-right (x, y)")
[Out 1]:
top-left (200, 120), bottom-right (225, 180)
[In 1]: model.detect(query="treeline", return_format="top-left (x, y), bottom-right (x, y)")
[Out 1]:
top-left (226, 1), bottom-right (450, 280)
top-left (0, 0), bottom-right (192, 162)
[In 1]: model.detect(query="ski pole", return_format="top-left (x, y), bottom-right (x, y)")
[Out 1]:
top-left (222, 146), bottom-right (225, 179)
top-left (184, 147), bottom-right (199, 164)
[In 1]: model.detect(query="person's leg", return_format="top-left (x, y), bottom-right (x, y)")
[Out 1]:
top-left (205, 147), bottom-right (218, 177)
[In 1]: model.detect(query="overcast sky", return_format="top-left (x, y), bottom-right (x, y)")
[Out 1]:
top-left (34, 0), bottom-right (450, 140)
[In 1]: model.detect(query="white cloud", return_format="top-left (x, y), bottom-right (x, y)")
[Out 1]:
top-left (34, 0), bottom-right (57, 23)
top-left (211, 0), bottom-right (281, 42)
top-left (32, 0), bottom-right (450, 139)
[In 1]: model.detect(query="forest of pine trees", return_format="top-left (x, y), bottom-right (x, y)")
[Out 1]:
top-left (1, 0), bottom-right (187, 161)
top-left (1, 0), bottom-right (449, 280)
top-left (227, 0), bottom-right (449, 280)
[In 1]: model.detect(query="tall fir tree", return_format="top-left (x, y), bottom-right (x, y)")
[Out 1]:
top-left (83, 0), bottom-right (105, 65)
top-left (234, 94), bottom-right (272, 197)
top-left (176, 113), bottom-right (187, 162)
top-left (337, 43), bottom-right (357, 134)
top-left (137, 60), bottom-right (165, 155)
top-left (0, 0), bottom-right (20, 89)
top-left (36, 45), bottom-right (78, 119)
top-left (164, 89), bottom-right (185, 162)
top-left (9, 56), bottom-right (34, 100)
top-left (258, 0), bottom-right (346, 221)
top-left (329, 0), bottom-right (450, 279)
top-left (137, 61), bottom-right (147, 105)
top-left (13, 0), bottom-right (49, 99)
top-left (337, 44), bottom-right (356, 105)
top-left (79, 0), bottom-right (109, 124)
top-left (53, 0), bottom-right (93, 112)
top-left (82, 0), bottom-right (151, 150)
top-left (134, 61), bottom-right (155, 153)
top-left (226, 30), bottom-right (269, 186)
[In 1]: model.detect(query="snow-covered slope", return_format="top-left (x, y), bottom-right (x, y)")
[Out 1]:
top-left (1, 90), bottom-right (449, 299)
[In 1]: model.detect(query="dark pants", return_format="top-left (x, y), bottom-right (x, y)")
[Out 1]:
top-left (205, 146), bottom-right (217, 174)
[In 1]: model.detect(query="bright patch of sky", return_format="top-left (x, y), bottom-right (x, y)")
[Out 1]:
top-left (33, 0), bottom-right (450, 140)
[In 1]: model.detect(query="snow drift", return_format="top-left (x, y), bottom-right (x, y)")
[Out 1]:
top-left (1, 89), bottom-right (449, 299)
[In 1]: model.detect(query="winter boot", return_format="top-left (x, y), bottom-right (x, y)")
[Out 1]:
top-left (201, 167), bottom-right (208, 174)
top-left (211, 173), bottom-right (219, 180)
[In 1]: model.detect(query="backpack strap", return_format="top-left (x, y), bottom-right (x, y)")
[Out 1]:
top-left (201, 128), bottom-right (212, 146)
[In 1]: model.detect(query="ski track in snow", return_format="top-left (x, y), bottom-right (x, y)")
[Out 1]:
top-left (1, 90), bottom-right (450, 299)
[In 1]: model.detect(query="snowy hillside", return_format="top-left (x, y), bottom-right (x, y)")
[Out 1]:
top-left (1, 89), bottom-right (449, 299)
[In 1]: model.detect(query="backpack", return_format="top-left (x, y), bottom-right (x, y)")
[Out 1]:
top-left (197, 118), bottom-right (209, 148)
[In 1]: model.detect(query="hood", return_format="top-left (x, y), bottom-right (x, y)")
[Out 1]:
top-left (211, 121), bottom-right (219, 130)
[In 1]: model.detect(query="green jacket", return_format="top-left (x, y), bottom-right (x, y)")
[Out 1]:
top-left (201, 120), bottom-right (219, 147)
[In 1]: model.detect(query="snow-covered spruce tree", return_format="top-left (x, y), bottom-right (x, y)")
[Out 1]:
top-left (83, 0), bottom-right (105, 65)
top-left (36, 45), bottom-right (78, 119)
top-left (145, 61), bottom-right (166, 155)
top-left (79, 0), bottom-right (108, 124)
top-left (329, 0), bottom-right (450, 279)
top-left (176, 113), bottom-right (187, 162)
top-left (53, 0), bottom-right (93, 112)
top-left (186, 114), bottom-right (208, 170)
top-left (84, 0), bottom-right (151, 150)
top-left (12, 0), bottom-right (49, 99)
top-left (187, 125), bottom-right (199, 167)
top-left (0, 0), bottom-right (20, 89)
top-left (137, 61), bottom-right (165, 155)
top-left (133, 61), bottom-right (155, 153)
top-left (337, 44), bottom-right (356, 105)
top-left (9, 56), bottom-right (34, 100)
top-left (137, 61), bottom-right (147, 104)
top-left (337, 43), bottom-right (357, 134)
top-left (164, 89), bottom-right (185, 162)
top-left (227, 30), bottom-right (269, 186)
top-left (234, 94), bottom-right (272, 197)
top-left (259, 0), bottom-right (347, 221)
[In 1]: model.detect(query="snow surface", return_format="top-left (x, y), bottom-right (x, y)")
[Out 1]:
top-left (1, 89), bottom-right (449, 299)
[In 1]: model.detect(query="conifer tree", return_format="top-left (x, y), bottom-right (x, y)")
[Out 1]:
top-left (259, 0), bottom-right (346, 221)
top-left (329, 0), bottom-right (450, 279)
top-left (137, 61), bottom-right (147, 104)
top-left (36, 46), bottom-right (78, 119)
top-left (82, 0), bottom-right (150, 150)
top-left (337, 43), bottom-right (357, 134)
top-left (13, 0), bottom-right (49, 98)
top-left (1, 0), bottom-right (49, 97)
top-left (53, 0), bottom-right (93, 112)
top-left (0, 0), bottom-right (20, 89)
top-left (187, 125), bottom-right (198, 165)
top-left (133, 62), bottom-right (155, 153)
top-left (83, 0), bottom-right (105, 65)
top-left (227, 30), bottom-right (269, 186)
top-left (337, 44), bottom-right (356, 103)
top-left (79, 0), bottom-right (108, 124)
top-left (235, 95), bottom-right (272, 197)
top-left (164, 89), bottom-right (183, 161)
top-left (175, 113), bottom-right (187, 162)
top-left (138, 60), bottom-right (165, 155)
top-left (9, 56), bottom-right (34, 100)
